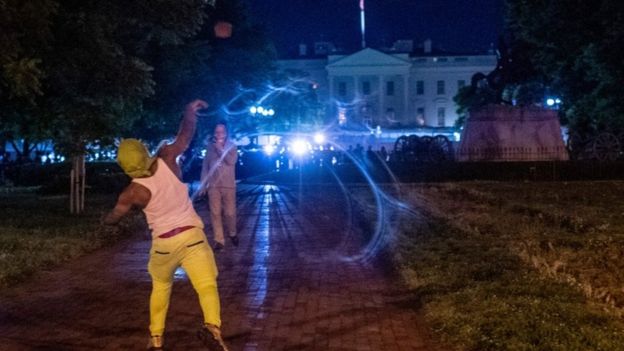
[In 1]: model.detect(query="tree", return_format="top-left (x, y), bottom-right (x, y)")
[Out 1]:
top-left (506, 0), bottom-right (624, 134)
top-left (131, 0), bottom-right (277, 147)
top-left (0, 0), bottom-right (218, 212)
top-left (0, 0), bottom-right (57, 160)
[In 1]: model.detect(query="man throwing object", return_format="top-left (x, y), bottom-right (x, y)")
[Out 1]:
top-left (104, 100), bottom-right (229, 351)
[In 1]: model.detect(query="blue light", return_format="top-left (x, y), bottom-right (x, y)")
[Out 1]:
top-left (314, 133), bottom-right (325, 144)
top-left (263, 144), bottom-right (275, 155)
top-left (291, 139), bottom-right (307, 156)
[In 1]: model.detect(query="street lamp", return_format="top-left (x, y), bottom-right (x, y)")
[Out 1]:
top-left (250, 105), bottom-right (275, 117)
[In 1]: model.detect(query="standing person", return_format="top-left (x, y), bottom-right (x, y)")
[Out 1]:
top-left (103, 100), bottom-right (229, 351)
top-left (380, 146), bottom-right (388, 162)
top-left (200, 121), bottom-right (238, 252)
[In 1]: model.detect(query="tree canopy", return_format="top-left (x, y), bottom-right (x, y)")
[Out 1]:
top-left (455, 0), bottom-right (624, 135)
top-left (0, 0), bottom-right (276, 160)
top-left (506, 0), bottom-right (624, 133)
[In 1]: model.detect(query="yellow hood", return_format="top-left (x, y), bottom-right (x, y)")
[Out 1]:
top-left (116, 139), bottom-right (155, 178)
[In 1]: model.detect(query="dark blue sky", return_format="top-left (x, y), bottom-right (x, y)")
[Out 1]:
top-left (246, 0), bottom-right (505, 55)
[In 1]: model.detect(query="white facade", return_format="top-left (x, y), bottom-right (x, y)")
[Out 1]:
top-left (278, 47), bottom-right (496, 129)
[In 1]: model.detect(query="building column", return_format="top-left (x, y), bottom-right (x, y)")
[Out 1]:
top-left (378, 75), bottom-right (383, 127)
top-left (328, 75), bottom-right (334, 120)
top-left (403, 74), bottom-right (409, 124)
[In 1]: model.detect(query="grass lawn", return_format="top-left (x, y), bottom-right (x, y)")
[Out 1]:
top-left (0, 189), bottom-right (143, 288)
top-left (356, 181), bottom-right (624, 351)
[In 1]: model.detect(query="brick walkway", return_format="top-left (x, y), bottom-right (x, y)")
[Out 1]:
top-left (0, 184), bottom-right (446, 351)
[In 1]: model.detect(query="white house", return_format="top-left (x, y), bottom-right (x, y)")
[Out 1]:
top-left (277, 41), bottom-right (497, 130)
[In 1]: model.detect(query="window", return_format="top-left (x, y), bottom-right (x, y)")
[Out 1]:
top-left (437, 107), bottom-right (446, 126)
top-left (338, 82), bottom-right (346, 97)
top-left (416, 80), bottom-right (424, 95)
top-left (417, 107), bottom-right (425, 125)
top-left (458, 80), bottom-right (466, 91)
top-left (437, 80), bottom-right (445, 95)
top-left (362, 81), bottom-right (371, 95)
top-left (386, 81), bottom-right (395, 96)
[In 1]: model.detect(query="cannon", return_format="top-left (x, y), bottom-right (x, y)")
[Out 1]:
top-left (393, 134), bottom-right (453, 162)
top-left (566, 131), bottom-right (622, 161)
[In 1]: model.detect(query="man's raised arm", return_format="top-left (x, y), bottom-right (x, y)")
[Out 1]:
top-left (159, 100), bottom-right (209, 159)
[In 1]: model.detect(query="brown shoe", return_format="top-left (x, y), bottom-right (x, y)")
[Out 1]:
top-left (147, 335), bottom-right (164, 350)
top-left (197, 323), bottom-right (229, 351)
top-left (213, 242), bottom-right (224, 252)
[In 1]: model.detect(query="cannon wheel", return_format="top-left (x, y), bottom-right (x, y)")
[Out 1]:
top-left (405, 135), bottom-right (421, 162)
top-left (592, 132), bottom-right (620, 161)
top-left (417, 136), bottom-right (433, 162)
top-left (393, 135), bottom-right (409, 153)
top-left (393, 135), bottom-right (409, 162)
top-left (429, 135), bottom-right (452, 162)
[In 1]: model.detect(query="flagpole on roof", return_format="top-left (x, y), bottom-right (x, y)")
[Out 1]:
top-left (360, 0), bottom-right (366, 48)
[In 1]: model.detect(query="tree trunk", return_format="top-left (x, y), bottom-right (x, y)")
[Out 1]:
top-left (70, 155), bottom-right (86, 214)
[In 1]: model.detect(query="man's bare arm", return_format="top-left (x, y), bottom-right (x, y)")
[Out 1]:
top-left (102, 183), bottom-right (150, 225)
top-left (159, 100), bottom-right (208, 161)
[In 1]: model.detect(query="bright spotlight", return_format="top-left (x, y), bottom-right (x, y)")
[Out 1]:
top-left (268, 109), bottom-right (275, 116)
top-left (291, 139), bottom-right (307, 156)
top-left (546, 98), bottom-right (555, 106)
top-left (250, 106), bottom-right (257, 114)
top-left (263, 144), bottom-right (275, 155)
top-left (257, 106), bottom-right (265, 113)
top-left (313, 133), bottom-right (325, 144)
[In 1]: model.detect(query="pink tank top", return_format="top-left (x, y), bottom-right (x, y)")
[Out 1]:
top-left (132, 158), bottom-right (204, 238)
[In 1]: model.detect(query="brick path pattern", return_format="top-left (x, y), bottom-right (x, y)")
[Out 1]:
top-left (0, 184), bottom-right (445, 351)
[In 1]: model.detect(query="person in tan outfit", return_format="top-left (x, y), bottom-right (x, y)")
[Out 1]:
top-left (200, 121), bottom-right (238, 251)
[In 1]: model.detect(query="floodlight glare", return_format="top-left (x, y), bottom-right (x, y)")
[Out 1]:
top-left (263, 144), bottom-right (275, 155)
top-left (313, 133), bottom-right (325, 144)
top-left (291, 139), bottom-right (307, 156)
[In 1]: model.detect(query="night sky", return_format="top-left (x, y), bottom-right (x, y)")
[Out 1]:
top-left (246, 0), bottom-right (505, 56)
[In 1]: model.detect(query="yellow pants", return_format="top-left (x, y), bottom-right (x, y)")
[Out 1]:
top-left (147, 227), bottom-right (220, 336)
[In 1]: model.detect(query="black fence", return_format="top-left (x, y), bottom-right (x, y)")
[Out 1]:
top-left (4, 158), bottom-right (624, 192)
top-left (389, 161), bottom-right (624, 182)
